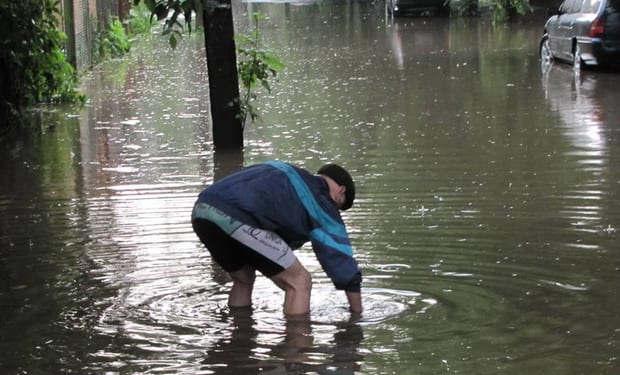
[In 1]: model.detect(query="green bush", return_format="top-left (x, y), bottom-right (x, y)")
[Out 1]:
top-left (128, 2), bottom-right (154, 37)
top-left (101, 18), bottom-right (131, 58)
top-left (451, 0), bottom-right (480, 16)
top-left (492, 0), bottom-right (533, 22)
top-left (235, 13), bottom-right (285, 125)
top-left (0, 0), bottom-right (85, 120)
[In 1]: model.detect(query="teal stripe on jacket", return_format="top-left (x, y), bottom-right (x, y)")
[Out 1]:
top-left (265, 161), bottom-right (352, 256)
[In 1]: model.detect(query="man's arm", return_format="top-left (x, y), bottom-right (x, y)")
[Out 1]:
top-left (345, 291), bottom-right (362, 313)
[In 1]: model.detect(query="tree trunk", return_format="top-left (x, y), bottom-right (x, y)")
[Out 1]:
top-left (202, 1), bottom-right (243, 150)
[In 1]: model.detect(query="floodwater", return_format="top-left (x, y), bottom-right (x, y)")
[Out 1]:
top-left (2, 1), bottom-right (620, 374)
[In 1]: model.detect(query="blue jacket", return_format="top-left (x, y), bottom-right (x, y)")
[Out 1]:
top-left (195, 161), bottom-right (362, 292)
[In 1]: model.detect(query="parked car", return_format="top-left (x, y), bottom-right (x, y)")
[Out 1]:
top-left (540, 0), bottom-right (620, 69)
top-left (387, 0), bottom-right (450, 16)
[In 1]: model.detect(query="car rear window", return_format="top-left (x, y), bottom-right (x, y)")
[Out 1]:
top-left (582, 0), bottom-right (601, 13)
top-left (560, 0), bottom-right (583, 13)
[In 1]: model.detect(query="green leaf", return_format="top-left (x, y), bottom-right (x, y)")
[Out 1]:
top-left (263, 55), bottom-right (285, 71)
top-left (235, 34), bottom-right (253, 46)
top-left (252, 12), bottom-right (265, 21)
top-left (232, 11), bottom-right (284, 126)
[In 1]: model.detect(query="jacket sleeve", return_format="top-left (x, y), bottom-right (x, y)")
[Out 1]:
top-left (310, 228), bottom-right (362, 292)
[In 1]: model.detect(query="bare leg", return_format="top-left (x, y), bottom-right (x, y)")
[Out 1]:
top-left (228, 265), bottom-right (256, 308)
top-left (270, 259), bottom-right (312, 316)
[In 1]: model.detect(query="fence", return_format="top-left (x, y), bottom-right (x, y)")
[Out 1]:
top-left (59, 0), bottom-right (130, 74)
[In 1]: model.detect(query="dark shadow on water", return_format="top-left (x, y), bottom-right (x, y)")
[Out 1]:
top-left (201, 308), bottom-right (364, 374)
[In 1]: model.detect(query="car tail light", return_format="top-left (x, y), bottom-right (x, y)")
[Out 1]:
top-left (589, 18), bottom-right (604, 37)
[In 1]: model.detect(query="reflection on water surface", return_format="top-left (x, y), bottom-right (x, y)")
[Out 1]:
top-left (1, 1), bottom-right (620, 374)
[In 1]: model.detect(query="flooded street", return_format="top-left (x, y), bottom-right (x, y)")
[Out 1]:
top-left (2, 1), bottom-right (620, 374)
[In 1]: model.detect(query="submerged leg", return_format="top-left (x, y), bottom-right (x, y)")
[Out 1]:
top-left (228, 265), bottom-right (256, 308)
top-left (270, 259), bottom-right (312, 316)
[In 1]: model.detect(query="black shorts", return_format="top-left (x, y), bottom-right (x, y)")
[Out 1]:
top-left (192, 218), bottom-right (295, 277)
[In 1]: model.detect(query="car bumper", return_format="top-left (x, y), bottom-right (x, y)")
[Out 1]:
top-left (578, 37), bottom-right (620, 66)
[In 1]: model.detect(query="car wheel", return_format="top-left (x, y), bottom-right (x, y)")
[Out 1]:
top-left (539, 37), bottom-right (553, 65)
top-left (573, 44), bottom-right (582, 71)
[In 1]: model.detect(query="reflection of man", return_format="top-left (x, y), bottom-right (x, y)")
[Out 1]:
top-left (269, 318), bottom-right (365, 375)
top-left (192, 161), bottom-right (363, 316)
top-left (329, 322), bottom-right (365, 374)
top-left (201, 309), bottom-right (365, 374)
top-left (200, 308), bottom-right (262, 373)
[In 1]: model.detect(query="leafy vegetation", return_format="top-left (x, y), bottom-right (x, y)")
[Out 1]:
top-left (451, 0), bottom-right (533, 20)
top-left (491, 0), bottom-right (533, 22)
top-left (0, 0), bottom-right (85, 129)
top-left (0, 1), bottom-right (163, 134)
top-left (235, 13), bottom-right (285, 125)
top-left (133, 0), bottom-right (199, 49)
top-left (451, 0), bottom-right (481, 16)
top-left (134, 1), bottom-right (284, 127)
top-left (128, 2), bottom-right (155, 36)
top-left (100, 18), bottom-right (132, 58)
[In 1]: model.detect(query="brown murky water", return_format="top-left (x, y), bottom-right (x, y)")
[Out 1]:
top-left (2, 1), bottom-right (620, 374)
